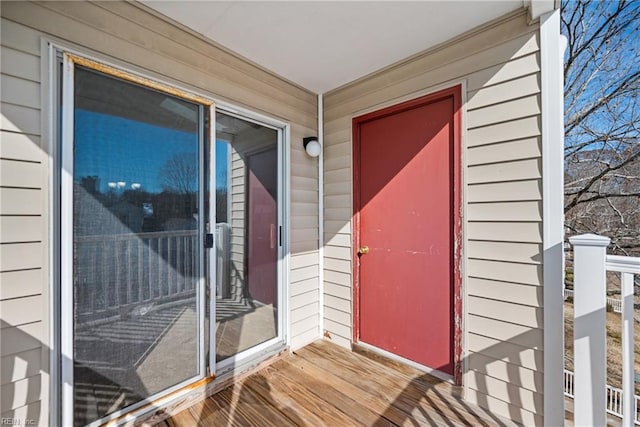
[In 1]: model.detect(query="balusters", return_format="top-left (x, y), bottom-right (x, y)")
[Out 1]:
top-left (114, 238), bottom-right (121, 309)
top-left (158, 236), bottom-right (163, 296)
top-left (622, 271), bottom-right (635, 427)
top-left (75, 230), bottom-right (200, 315)
top-left (605, 255), bottom-right (640, 426)
top-left (138, 236), bottom-right (144, 303)
top-left (90, 242), bottom-right (97, 313)
top-left (168, 235), bottom-right (173, 296)
top-left (190, 234), bottom-right (195, 291)
top-left (177, 235), bottom-right (183, 293)
top-left (101, 238), bottom-right (108, 310)
top-left (126, 238), bottom-right (132, 305)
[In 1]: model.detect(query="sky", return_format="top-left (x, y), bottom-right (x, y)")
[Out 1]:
top-left (74, 109), bottom-right (228, 194)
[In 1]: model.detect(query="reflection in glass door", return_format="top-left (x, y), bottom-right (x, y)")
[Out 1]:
top-left (67, 65), bottom-right (208, 426)
top-left (214, 112), bottom-right (280, 364)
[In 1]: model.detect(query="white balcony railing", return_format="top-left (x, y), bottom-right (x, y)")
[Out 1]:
top-left (564, 288), bottom-right (623, 313)
top-left (75, 223), bottom-right (231, 323)
top-left (570, 234), bottom-right (640, 426)
top-left (564, 369), bottom-right (640, 424)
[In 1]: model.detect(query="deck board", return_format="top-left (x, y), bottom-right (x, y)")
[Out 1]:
top-left (273, 360), bottom-right (386, 426)
top-left (162, 339), bottom-right (518, 426)
top-left (243, 366), bottom-right (333, 426)
top-left (286, 355), bottom-right (400, 426)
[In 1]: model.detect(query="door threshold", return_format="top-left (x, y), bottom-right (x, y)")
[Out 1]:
top-left (110, 345), bottom-right (290, 426)
top-left (354, 341), bottom-right (455, 384)
top-left (215, 342), bottom-right (289, 383)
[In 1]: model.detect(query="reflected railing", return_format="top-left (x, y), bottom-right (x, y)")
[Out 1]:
top-left (75, 224), bottom-right (231, 324)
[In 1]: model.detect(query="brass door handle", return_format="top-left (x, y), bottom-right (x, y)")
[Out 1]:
top-left (358, 246), bottom-right (369, 255)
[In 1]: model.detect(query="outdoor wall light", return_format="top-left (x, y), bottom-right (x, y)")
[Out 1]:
top-left (303, 136), bottom-right (321, 158)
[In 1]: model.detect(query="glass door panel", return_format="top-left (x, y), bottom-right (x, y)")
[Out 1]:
top-left (214, 112), bottom-right (279, 362)
top-left (72, 67), bottom-right (203, 426)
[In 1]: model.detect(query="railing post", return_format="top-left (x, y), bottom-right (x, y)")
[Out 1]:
top-left (570, 234), bottom-right (610, 427)
top-left (622, 271), bottom-right (635, 427)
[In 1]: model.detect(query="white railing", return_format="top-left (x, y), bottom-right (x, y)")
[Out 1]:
top-left (564, 288), bottom-right (623, 313)
top-left (564, 369), bottom-right (640, 424)
top-left (564, 369), bottom-right (574, 398)
top-left (570, 234), bottom-right (640, 427)
top-left (76, 223), bottom-right (231, 322)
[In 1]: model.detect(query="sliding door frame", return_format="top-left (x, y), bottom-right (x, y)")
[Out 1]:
top-left (48, 41), bottom-right (290, 427)
top-left (212, 107), bottom-right (288, 376)
top-left (58, 50), bottom-right (214, 427)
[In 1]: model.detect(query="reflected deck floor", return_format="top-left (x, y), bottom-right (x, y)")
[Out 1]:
top-left (74, 297), bottom-right (273, 421)
top-left (160, 340), bottom-right (518, 426)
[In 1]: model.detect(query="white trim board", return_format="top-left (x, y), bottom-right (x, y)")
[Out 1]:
top-left (43, 39), bottom-right (60, 427)
top-left (59, 52), bottom-right (75, 427)
top-left (318, 93), bottom-right (325, 340)
top-left (540, 8), bottom-right (565, 426)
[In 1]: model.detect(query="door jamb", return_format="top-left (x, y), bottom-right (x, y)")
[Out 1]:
top-left (351, 85), bottom-right (463, 384)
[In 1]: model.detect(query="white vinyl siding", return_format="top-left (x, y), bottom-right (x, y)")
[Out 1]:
top-left (0, 1), bottom-right (319, 424)
top-left (322, 9), bottom-right (544, 425)
top-left (0, 14), bottom-right (48, 423)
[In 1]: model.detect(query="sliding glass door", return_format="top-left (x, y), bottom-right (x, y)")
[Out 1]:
top-left (214, 112), bottom-right (282, 366)
top-left (60, 53), bottom-right (285, 427)
top-left (64, 61), bottom-right (209, 426)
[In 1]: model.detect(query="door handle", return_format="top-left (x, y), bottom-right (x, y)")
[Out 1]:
top-left (358, 246), bottom-right (369, 255)
top-left (205, 233), bottom-right (214, 249)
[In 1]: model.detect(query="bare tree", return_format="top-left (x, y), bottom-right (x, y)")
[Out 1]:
top-left (563, 0), bottom-right (640, 255)
top-left (158, 152), bottom-right (198, 195)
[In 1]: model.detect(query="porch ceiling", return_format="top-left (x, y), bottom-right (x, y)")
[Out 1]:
top-left (142, 1), bottom-right (527, 94)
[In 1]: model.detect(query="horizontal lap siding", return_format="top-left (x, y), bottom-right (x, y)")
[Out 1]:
top-left (0, 1), bottom-right (319, 423)
top-left (322, 9), bottom-right (543, 424)
top-left (290, 121), bottom-right (321, 349)
top-left (0, 11), bottom-right (48, 423)
top-left (229, 148), bottom-right (246, 302)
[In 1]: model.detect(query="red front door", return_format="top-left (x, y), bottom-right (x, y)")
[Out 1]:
top-left (354, 87), bottom-right (461, 377)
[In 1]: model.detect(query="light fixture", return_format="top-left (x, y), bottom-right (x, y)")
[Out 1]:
top-left (303, 136), bottom-right (321, 158)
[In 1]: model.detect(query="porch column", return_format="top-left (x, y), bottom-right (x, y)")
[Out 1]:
top-left (569, 233), bottom-right (610, 427)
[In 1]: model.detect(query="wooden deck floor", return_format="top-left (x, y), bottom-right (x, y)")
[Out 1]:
top-left (160, 340), bottom-right (516, 426)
